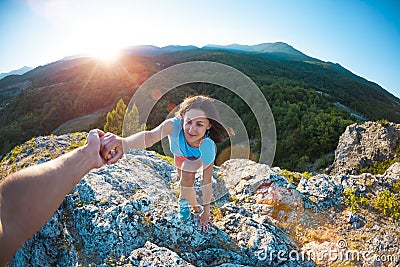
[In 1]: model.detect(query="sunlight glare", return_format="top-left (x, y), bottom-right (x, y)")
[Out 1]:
top-left (89, 45), bottom-right (120, 63)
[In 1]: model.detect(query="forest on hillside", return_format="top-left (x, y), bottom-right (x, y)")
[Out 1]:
top-left (1, 49), bottom-right (398, 171)
top-left (139, 81), bottom-right (355, 171)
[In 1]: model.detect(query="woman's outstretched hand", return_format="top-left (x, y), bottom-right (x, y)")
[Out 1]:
top-left (100, 132), bottom-right (124, 164)
top-left (197, 209), bottom-right (213, 233)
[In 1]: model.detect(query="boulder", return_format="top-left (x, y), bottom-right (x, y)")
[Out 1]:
top-left (330, 122), bottom-right (400, 175)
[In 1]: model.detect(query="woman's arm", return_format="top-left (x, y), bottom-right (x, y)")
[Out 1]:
top-left (101, 119), bottom-right (174, 164)
top-left (124, 118), bottom-right (174, 150)
top-left (0, 129), bottom-right (105, 265)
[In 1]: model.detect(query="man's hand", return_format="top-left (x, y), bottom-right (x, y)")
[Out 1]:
top-left (0, 128), bottom-right (112, 265)
top-left (84, 129), bottom-right (107, 168)
top-left (83, 130), bottom-right (124, 168)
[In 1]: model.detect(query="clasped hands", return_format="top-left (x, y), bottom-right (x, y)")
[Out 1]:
top-left (85, 129), bottom-right (124, 168)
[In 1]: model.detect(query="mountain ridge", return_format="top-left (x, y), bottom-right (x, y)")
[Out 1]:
top-left (203, 42), bottom-right (320, 62)
top-left (122, 44), bottom-right (198, 56)
top-left (0, 66), bottom-right (32, 80)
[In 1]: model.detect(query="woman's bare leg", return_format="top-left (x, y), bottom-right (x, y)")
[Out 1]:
top-left (179, 158), bottom-right (202, 208)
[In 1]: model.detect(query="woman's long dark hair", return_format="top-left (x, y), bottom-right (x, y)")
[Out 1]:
top-left (175, 95), bottom-right (234, 143)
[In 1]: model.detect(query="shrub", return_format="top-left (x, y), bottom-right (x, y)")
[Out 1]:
top-left (359, 159), bottom-right (398, 175)
top-left (155, 153), bottom-right (174, 165)
top-left (391, 180), bottom-right (400, 194)
top-left (344, 188), bottom-right (369, 212)
top-left (211, 204), bottom-right (223, 221)
top-left (359, 144), bottom-right (400, 175)
top-left (230, 196), bottom-right (239, 203)
top-left (104, 98), bottom-right (126, 135)
top-left (302, 171), bottom-right (313, 179)
top-left (9, 156), bottom-right (16, 163)
top-left (278, 169), bottom-right (304, 186)
top-left (376, 119), bottom-right (389, 127)
top-left (373, 189), bottom-right (400, 221)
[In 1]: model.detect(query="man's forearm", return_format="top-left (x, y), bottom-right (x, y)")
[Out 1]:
top-left (0, 145), bottom-right (96, 265)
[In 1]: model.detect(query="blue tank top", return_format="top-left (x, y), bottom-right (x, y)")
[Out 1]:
top-left (168, 117), bottom-right (216, 165)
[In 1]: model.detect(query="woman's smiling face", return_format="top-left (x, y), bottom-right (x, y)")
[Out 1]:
top-left (183, 108), bottom-right (211, 147)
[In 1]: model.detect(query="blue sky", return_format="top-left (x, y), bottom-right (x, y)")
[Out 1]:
top-left (1, 0), bottom-right (399, 97)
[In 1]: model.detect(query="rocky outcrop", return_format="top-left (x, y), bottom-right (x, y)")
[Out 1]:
top-left (330, 121), bottom-right (400, 175)
top-left (6, 120), bottom-right (400, 266)
top-left (10, 150), bottom-right (315, 267)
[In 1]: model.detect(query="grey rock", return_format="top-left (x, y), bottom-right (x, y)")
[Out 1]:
top-left (127, 241), bottom-right (194, 266)
top-left (330, 122), bottom-right (400, 175)
top-left (37, 157), bottom-right (52, 164)
top-left (347, 212), bottom-right (359, 223)
top-left (10, 151), bottom-right (315, 267)
top-left (346, 211), bottom-right (364, 228)
top-left (296, 174), bottom-right (343, 208)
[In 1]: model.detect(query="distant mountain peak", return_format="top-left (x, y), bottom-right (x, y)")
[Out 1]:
top-left (203, 41), bottom-right (295, 52)
top-left (122, 45), bottom-right (198, 56)
top-left (203, 42), bottom-right (318, 62)
top-left (0, 66), bottom-right (33, 80)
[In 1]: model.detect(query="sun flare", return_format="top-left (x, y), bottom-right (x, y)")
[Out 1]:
top-left (89, 46), bottom-right (120, 63)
